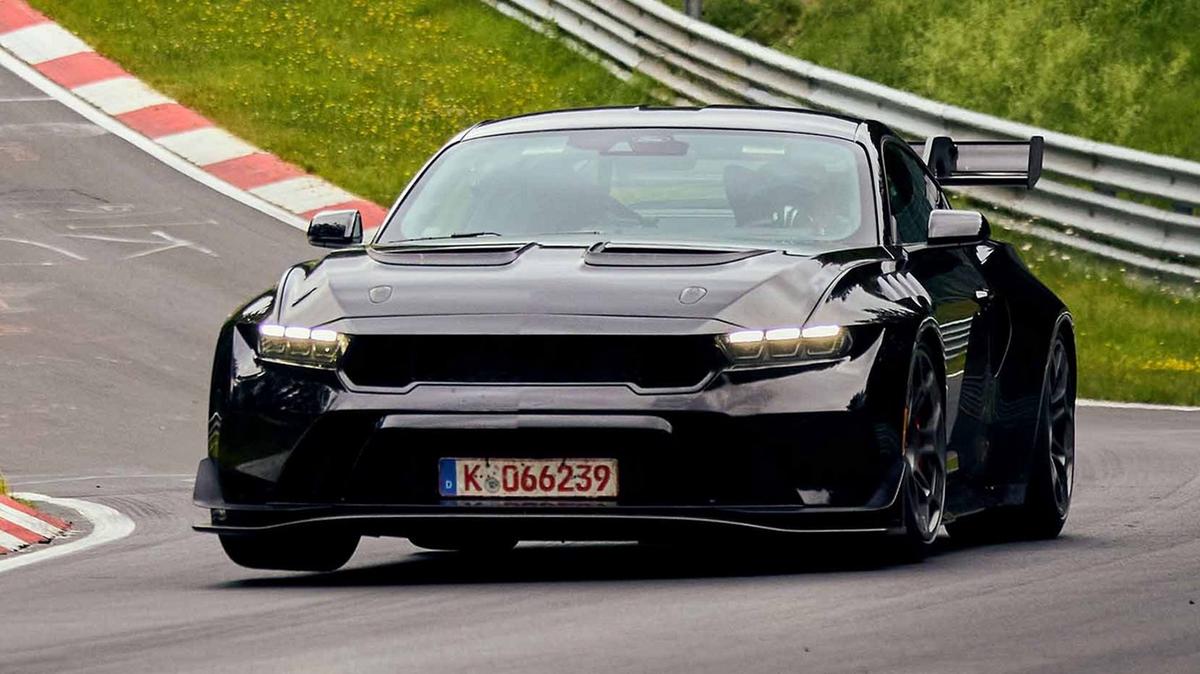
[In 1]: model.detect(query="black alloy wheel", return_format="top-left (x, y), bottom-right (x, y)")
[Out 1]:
top-left (902, 343), bottom-right (948, 547)
top-left (946, 328), bottom-right (1075, 543)
top-left (1044, 337), bottom-right (1076, 519)
top-left (1016, 331), bottom-right (1076, 539)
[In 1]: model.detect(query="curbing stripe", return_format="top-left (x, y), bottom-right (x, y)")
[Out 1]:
top-left (33, 50), bottom-right (125, 87)
top-left (117, 102), bottom-right (212, 138)
top-left (155, 126), bottom-right (259, 167)
top-left (250, 175), bottom-right (358, 214)
top-left (0, 493), bottom-right (71, 529)
top-left (0, 45), bottom-right (310, 230)
top-left (0, 529), bottom-right (29, 552)
top-left (72, 75), bottom-right (173, 115)
top-left (0, 494), bottom-right (69, 554)
top-left (0, 21), bottom-right (87, 63)
top-left (0, 0), bottom-right (387, 233)
top-left (0, 517), bottom-right (45, 545)
top-left (0, 2), bottom-right (47, 32)
top-left (0, 500), bottom-right (64, 539)
top-left (204, 152), bottom-right (307, 190)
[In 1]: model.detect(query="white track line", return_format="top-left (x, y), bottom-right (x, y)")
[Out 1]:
top-left (1078, 399), bottom-right (1200, 412)
top-left (0, 493), bottom-right (134, 575)
top-left (4, 473), bottom-right (194, 485)
top-left (0, 47), bottom-right (307, 230)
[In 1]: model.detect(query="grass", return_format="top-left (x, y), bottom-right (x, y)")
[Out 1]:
top-left (0, 470), bottom-right (7, 497)
top-left (29, 1), bottom-right (1199, 405)
top-left (29, 0), bottom-right (658, 205)
top-left (664, 0), bottom-right (1200, 163)
top-left (985, 220), bottom-right (1199, 406)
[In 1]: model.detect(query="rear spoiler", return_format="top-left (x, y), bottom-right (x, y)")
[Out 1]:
top-left (920, 136), bottom-right (1043, 189)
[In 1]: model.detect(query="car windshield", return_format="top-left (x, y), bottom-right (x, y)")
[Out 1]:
top-left (376, 128), bottom-right (877, 251)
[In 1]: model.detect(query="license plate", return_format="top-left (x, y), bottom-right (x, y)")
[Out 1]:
top-left (439, 458), bottom-right (618, 498)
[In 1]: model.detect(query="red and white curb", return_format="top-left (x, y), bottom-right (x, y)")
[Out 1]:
top-left (0, 494), bottom-right (70, 554)
top-left (0, 492), bottom-right (135, 574)
top-left (0, 0), bottom-right (387, 232)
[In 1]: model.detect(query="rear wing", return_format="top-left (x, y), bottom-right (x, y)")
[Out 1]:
top-left (920, 136), bottom-right (1044, 189)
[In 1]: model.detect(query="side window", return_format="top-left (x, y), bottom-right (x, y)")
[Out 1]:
top-left (883, 142), bottom-right (939, 244)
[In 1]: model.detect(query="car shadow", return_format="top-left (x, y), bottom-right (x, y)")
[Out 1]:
top-left (215, 532), bottom-right (1081, 590)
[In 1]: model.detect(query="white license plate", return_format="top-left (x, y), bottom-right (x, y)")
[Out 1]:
top-left (439, 458), bottom-right (618, 498)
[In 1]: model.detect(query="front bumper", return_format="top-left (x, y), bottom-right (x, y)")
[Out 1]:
top-left (196, 328), bottom-right (911, 539)
top-left (194, 458), bottom-right (906, 539)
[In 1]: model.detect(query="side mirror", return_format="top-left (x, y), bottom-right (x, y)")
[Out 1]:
top-left (927, 209), bottom-right (989, 245)
top-left (307, 209), bottom-right (363, 248)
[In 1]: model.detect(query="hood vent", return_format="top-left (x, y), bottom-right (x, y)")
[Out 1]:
top-left (584, 242), bottom-right (770, 267)
top-left (368, 242), bottom-right (534, 266)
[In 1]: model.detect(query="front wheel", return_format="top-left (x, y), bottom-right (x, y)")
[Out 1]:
top-left (219, 531), bottom-right (359, 572)
top-left (899, 342), bottom-right (948, 551)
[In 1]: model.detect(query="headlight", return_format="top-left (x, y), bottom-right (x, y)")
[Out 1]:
top-left (722, 324), bottom-right (851, 366)
top-left (257, 324), bottom-right (348, 369)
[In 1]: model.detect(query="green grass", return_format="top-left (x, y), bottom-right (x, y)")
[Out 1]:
top-left (982, 213), bottom-right (1200, 406)
top-left (30, 0), bottom-right (657, 205)
top-left (667, 0), bottom-right (1200, 163)
top-left (0, 470), bottom-right (7, 497)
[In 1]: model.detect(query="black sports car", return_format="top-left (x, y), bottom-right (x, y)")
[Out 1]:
top-left (195, 107), bottom-right (1076, 571)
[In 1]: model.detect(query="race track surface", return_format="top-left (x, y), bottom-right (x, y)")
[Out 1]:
top-left (1, 64), bottom-right (1198, 674)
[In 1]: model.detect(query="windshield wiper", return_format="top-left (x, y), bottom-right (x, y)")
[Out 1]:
top-left (401, 231), bottom-right (505, 243)
top-left (374, 231), bottom-right (506, 247)
top-left (378, 230), bottom-right (616, 249)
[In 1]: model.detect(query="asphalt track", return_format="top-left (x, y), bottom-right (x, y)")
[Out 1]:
top-left (1, 63), bottom-right (1198, 674)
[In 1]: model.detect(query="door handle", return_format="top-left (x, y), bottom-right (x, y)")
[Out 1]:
top-left (974, 288), bottom-right (994, 305)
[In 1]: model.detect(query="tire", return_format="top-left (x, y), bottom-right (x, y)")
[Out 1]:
top-left (219, 531), bottom-right (359, 572)
top-left (409, 535), bottom-right (518, 554)
top-left (947, 328), bottom-right (1075, 542)
top-left (895, 340), bottom-right (948, 555)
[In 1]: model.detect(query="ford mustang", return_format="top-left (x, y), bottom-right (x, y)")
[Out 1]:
top-left (194, 106), bottom-right (1076, 571)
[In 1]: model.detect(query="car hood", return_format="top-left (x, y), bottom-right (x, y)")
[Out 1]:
top-left (272, 243), bottom-right (887, 334)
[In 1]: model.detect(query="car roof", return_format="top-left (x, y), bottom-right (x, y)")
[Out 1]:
top-left (461, 105), bottom-right (869, 141)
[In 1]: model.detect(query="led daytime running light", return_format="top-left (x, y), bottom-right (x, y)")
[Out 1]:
top-left (722, 324), bottom-right (850, 364)
top-left (258, 323), bottom-right (347, 369)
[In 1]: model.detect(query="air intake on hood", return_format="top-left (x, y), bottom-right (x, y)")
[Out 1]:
top-left (584, 242), bottom-right (771, 267)
top-left (368, 242), bottom-right (533, 266)
top-left (340, 334), bottom-right (727, 390)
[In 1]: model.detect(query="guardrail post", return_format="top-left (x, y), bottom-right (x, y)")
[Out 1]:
top-left (683, 0), bottom-right (702, 19)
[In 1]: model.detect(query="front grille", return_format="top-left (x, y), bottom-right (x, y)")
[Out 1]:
top-left (340, 334), bottom-right (727, 390)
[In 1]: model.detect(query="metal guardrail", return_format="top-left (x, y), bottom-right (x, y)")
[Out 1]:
top-left (494, 0), bottom-right (1200, 277)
